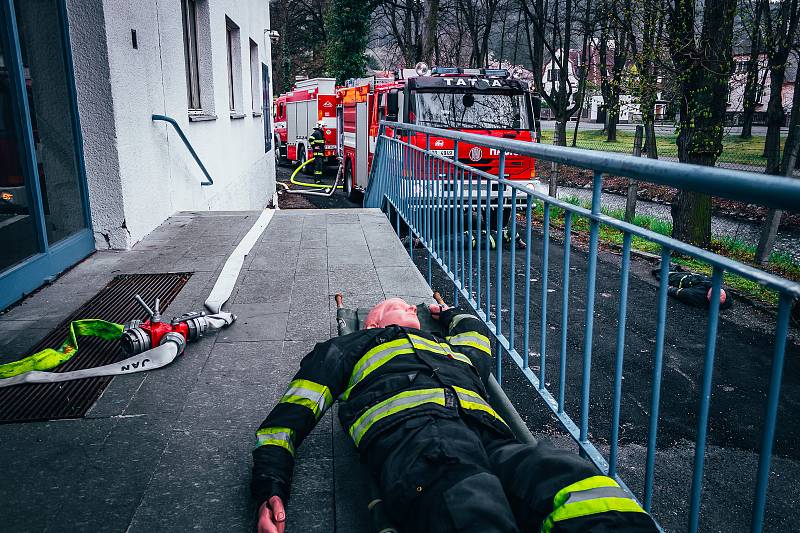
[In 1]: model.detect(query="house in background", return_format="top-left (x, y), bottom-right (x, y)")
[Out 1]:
top-left (725, 52), bottom-right (796, 127)
top-left (0, 0), bottom-right (276, 310)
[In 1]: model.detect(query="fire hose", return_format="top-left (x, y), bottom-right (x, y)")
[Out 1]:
top-left (286, 156), bottom-right (343, 197)
top-left (0, 295), bottom-right (235, 388)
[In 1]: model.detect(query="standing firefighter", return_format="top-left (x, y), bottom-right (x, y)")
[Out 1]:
top-left (251, 298), bottom-right (658, 533)
top-left (309, 121), bottom-right (326, 184)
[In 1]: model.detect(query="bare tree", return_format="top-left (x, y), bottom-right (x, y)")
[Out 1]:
top-left (521, 0), bottom-right (594, 145)
top-left (740, 0), bottom-right (767, 138)
top-left (762, 0), bottom-right (800, 175)
top-left (597, 0), bottom-right (630, 141)
top-left (623, 0), bottom-right (667, 156)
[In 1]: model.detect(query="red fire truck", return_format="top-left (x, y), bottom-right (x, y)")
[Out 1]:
top-left (273, 77), bottom-right (338, 168)
top-left (336, 64), bottom-right (537, 200)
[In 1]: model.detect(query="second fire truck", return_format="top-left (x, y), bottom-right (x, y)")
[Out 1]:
top-left (273, 77), bottom-right (338, 168)
top-left (336, 63), bottom-right (538, 200)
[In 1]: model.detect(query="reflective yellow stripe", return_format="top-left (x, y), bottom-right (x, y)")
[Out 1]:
top-left (280, 379), bottom-right (333, 419)
top-left (408, 334), bottom-right (475, 367)
top-left (255, 426), bottom-right (295, 455)
top-left (453, 386), bottom-right (508, 426)
top-left (540, 476), bottom-right (645, 533)
top-left (554, 476), bottom-right (620, 507)
top-left (449, 313), bottom-right (478, 331)
top-left (344, 335), bottom-right (474, 400)
top-left (344, 339), bottom-right (414, 400)
top-left (446, 332), bottom-right (492, 355)
top-left (349, 388), bottom-right (445, 446)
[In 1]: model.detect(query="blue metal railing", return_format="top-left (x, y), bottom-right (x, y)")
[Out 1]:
top-left (151, 114), bottom-right (213, 186)
top-left (364, 121), bottom-right (800, 532)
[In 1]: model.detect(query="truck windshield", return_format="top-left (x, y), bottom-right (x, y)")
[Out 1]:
top-left (413, 91), bottom-right (530, 130)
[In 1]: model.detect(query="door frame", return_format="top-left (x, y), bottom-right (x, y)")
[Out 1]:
top-left (0, 0), bottom-right (94, 310)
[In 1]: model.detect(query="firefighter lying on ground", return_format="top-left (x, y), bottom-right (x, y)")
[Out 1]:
top-left (652, 264), bottom-right (733, 309)
top-left (309, 121), bottom-right (326, 184)
top-left (251, 298), bottom-right (658, 533)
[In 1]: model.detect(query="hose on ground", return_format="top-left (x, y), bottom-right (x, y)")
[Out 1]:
top-left (290, 156), bottom-right (343, 189)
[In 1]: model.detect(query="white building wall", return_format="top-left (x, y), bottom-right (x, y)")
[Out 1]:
top-left (69, 0), bottom-right (275, 249)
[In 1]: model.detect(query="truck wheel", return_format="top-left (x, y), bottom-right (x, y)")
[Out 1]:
top-left (344, 160), bottom-right (355, 201)
top-left (298, 149), bottom-right (311, 176)
top-left (274, 137), bottom-right (283, 166)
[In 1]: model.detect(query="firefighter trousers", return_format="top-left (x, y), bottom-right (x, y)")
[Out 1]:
top-left (363, 413), bottom-right (655, 533)
top-left (313, 152), bottom-right (324, 182)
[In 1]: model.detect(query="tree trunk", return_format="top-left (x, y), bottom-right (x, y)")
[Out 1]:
top-left (740, 0), bottom-right (765, 139)
top-left (423, 0), bottom-right (440, 63)
top-left (669, 0), bottom-right (736, 248)
top-left (764, 64), bottom-right (788, 175)
top-left (625, 125), bottom-right (643, 221)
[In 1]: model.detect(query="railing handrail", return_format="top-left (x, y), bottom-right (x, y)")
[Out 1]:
top-left (151, 114), bottom-right (213, 186)
top-left (367, 124), bottom-right (799, 532)
top-left (371, 134), bottom-right (800, 298)
top-left (379, 121), bottom-right (800, 213)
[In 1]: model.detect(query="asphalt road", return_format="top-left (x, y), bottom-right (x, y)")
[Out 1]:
top-left (278, 159), bottom-right (800, 531)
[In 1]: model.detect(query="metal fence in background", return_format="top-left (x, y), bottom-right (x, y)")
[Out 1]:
top-left (364, 121), bottom-right (800, 532)
top-left (540, 124), bottom-right (787, 174)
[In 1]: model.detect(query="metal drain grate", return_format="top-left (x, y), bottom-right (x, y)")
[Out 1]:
top-left (0, 272), bottom-right (192, 423)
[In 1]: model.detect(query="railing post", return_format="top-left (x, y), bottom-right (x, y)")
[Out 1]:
top-left (426, 134), bottom-right (432, 284)
top-left (579, 171), bottom-right (603, 446)
top-left (644, 247), bottom-right (673, 510)
top-left (750, 293), bottom-right (793, 533)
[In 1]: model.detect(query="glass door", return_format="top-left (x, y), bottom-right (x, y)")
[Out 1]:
top-left (0, 0), bottom-right (94, 310)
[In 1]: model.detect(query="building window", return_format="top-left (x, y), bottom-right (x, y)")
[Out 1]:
top-left (226, 17), bottom-right (242, 114)
top-left (548, 68), bottom-right (560, 82)
top-left (735, 60), bottom-right (750, 74)
top-left (181, 0), bottom-right (201, 111)
top-left (249, 39), bottom-right (260, 113)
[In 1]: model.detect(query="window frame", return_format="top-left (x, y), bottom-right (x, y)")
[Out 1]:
top-left (249, 38), bottom-right (260, 114)
top-left (181, 0), bottom-right (202, 112)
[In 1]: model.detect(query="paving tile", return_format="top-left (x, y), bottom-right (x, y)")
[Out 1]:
top-left (233, 270), bottom-right (294, 308)
top-left (50, 415), bottom-right (173, 532)
top-left (328, 245), bottom-right (374, 267)
top-left (203, 341), bottom-right (284, 381)
top-left (327, 213), bottom-right (361, 224)
top-left (218, 304), bottom-right (288, 342)
top-left (281, 340), bottom-right (320, 367)
top-left (0, 418), bottom-right (117, 531)
top-left (248, 241), bottom-right (300, 271)
top-left (376, 265), bottom-right (431, 296)
top-left (171, 252), bottom-right (227, 273)
top-left (370, 246), bottom-right (415, 267)
top-left (328, 265), bottom-right (383, 297)
top-left (0, 321), bottom-right (52, 363)
top-left (287, 451), bottom-right (335, 532)
top-left (86, 371), bottom-right (147, 418)
top-left (176, 371), bottom-right (284, 431)
top-left (334, 451), bottom-right (374, 533)
top-left (296, 247), bottom-right (328, 273)
top-left (127, 427), bottom-right (256, 533)
top-left (122, 334), bottom-right (217, 418)
top-left (285, 303), bottom-right (332, 342)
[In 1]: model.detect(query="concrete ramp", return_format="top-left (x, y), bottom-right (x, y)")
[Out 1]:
top-left (0, 208), bottom-right (435, 531)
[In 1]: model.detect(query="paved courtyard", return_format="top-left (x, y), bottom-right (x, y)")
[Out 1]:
top-left (0, 208), bottom-right (435, 532)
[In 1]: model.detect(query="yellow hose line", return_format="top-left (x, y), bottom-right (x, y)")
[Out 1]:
top-left (290, 156), bottom-right (343, 189)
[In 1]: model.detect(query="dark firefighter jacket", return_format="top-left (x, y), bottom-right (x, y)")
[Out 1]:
top-left (653, 267), bottom-right (733, 309)
top-left (251, 309), bottom-right (651, 531)
top-left (251, 308), bottom-right (503, 504)
top-left (309, 127), bottom-right (325, 155)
